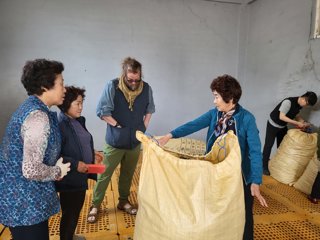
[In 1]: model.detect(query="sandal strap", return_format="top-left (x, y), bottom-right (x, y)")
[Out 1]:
top-left (117, 202), bottom-right (137, 215)
top-left (87, 206), bottom-right (99, 223)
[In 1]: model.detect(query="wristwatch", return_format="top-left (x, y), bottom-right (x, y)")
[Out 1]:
top-left (114, 122), bottom-right (122, 128)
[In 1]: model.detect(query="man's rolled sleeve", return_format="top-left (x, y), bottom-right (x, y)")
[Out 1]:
top-left (96, 80), bottom-right (116, 118)
top-left (146, 86), bottom-right (155, 114)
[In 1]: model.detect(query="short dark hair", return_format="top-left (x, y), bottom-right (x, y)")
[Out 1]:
top-left (301, 91), bottom-right (317, 106)
top-left (58, 86), bottom-right (85, 113)
top-left (210, 74), bottom-right (242, 104)
top-left (21, 59), bottom-right (64, 96)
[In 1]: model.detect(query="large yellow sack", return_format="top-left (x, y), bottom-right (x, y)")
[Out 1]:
top-left (134, 131), bottom-right (245, 240)
top-left (293, 155), bottom-right (319, 195)
top-left (269, 129), bottom-right (317, 185)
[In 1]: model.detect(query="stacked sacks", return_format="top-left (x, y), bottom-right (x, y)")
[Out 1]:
top-left (293, 127), bottom-right (320, 194)
top-left (269, 129), bottom-right (317, 185)
top-left (134, 131), bottom-right (245, 240)
top-left (293, 154), bottom-right (319, 194)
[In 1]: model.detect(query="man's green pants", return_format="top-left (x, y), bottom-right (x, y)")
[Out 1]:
top-left (92, 143), bottom-right (141, 207)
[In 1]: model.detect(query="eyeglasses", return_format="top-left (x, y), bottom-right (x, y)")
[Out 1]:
top-left (126, 78), bottom-right (141, 83)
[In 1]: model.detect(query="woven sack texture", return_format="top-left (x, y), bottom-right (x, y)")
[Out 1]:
top-left (134, 131), bottom-right (245, 240)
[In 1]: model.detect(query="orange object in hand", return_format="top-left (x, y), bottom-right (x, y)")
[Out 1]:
top-left (87, 164), bottom-right (106, 174)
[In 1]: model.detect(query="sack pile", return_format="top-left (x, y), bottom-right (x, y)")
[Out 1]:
top-left (293, 154), bottom-right (319, 194)
top-left (269, 129), bottom-right (317, 185)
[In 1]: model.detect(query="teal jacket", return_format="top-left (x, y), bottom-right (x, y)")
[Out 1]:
top-left (170, 104), bottom-right (263, 185)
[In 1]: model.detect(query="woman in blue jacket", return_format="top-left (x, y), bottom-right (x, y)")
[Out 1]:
top-left (158, 74), bottom-right (268, 240)
top-left (57, 86), bottom-right (99, 240)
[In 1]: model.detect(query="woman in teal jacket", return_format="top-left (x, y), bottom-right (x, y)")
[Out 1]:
top-left (159, 74), bottom-right (268, 240)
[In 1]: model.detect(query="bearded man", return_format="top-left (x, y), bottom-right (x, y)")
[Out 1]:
top-left (87, 57), bottom-right (155, 222)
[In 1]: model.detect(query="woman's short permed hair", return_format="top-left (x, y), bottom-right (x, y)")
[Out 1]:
top-left (58, 86), bottom-right (85, 113)
top-left (210, 74), bottom-right (242, 104)
top-left (21, 59), bottom-right (64, 96)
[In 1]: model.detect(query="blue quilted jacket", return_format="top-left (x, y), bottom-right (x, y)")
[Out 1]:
top-left (0, 96), bottom-right (61, 227)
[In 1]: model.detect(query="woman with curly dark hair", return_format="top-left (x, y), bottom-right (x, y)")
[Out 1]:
top-left (57, 86), bottom-right (101, 240)
top-left (158, 74), bottom-right (268, 240)
top-left (0, 59), bottom-right (70, 240)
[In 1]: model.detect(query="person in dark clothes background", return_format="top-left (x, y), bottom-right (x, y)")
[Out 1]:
top-left (308, 172), bottom-right (320, 204)
top-left (262, 91), bottom-right (317, 176)
top-left (308, 145), bottom-right (320, 204)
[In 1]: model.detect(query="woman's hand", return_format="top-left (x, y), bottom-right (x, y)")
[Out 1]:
top-left (157, 133), bottom-right (173, 146)
top-left (55, 157), bottom-right (71, 180)
top-left (95, 151), bottom-right (104, 164)
top-left (251, 183), bottom-right (268, 207)
top-left (77, 161), bottom-right (88, 173)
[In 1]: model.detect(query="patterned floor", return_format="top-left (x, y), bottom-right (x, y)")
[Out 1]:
top-left (1, 154), bottom-right (320, 240)
top-left (253, 175), bottom-right (320, 240)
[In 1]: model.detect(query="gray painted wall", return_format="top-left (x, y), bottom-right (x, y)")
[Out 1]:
top-left (242, 0), bottom-right (320, 156)
top-left (1, 0), bottom-right (320, 152)
top-left (0, 0), bottom-right (240, 149)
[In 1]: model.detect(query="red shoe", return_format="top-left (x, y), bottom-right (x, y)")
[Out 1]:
top-left (308, 195), bottom-right (318, 204)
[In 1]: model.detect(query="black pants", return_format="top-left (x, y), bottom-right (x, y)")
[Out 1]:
top-left (59, 190), bottom-right (86, 240)
top-left (262, 121), bottom-right (288, 170)
top-left (311, 172), bottom-right (320, 199)
top-left (243, 181), bottom-right (254, 240)
top-left (10, 220), bottom-right (49, 240)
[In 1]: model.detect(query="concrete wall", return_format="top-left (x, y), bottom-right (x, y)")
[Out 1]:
top-left (0, 0), bottom-right (241, 149)
top-left (242, 0), bottom-right (320, 155)
top-left (1, 0), bottom-right (320, 151)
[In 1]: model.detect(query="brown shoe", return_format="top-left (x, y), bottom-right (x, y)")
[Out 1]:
top-left (308, 195), bottom-right (318, 204)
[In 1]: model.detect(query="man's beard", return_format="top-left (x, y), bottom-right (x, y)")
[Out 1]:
top-left (125, 81), bottom-right (140, 91)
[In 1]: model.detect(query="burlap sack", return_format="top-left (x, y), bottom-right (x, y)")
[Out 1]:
top-left (269, 129), bottom-right (317, 185)
top-left (293, 155), bottom-right (319, 195)
top-left (134, 131), bottom-right (245, 240)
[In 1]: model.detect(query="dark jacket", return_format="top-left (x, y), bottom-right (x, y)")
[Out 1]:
top-left (97, 79), bottom-right (151, 149)
top-left (270, 97), bottom-right (302, 127)
top-left (55, 112), bottom-right (96, 192)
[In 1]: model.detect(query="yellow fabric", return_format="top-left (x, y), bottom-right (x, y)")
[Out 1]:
top-left (269, 129), bottom-right (317, 185)
top-left (134, 131), bottom-right (245, 240)
top-left (293, 155), bottom-right (319, 195)
top-left (118, 75), bottom-right (143, 111)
